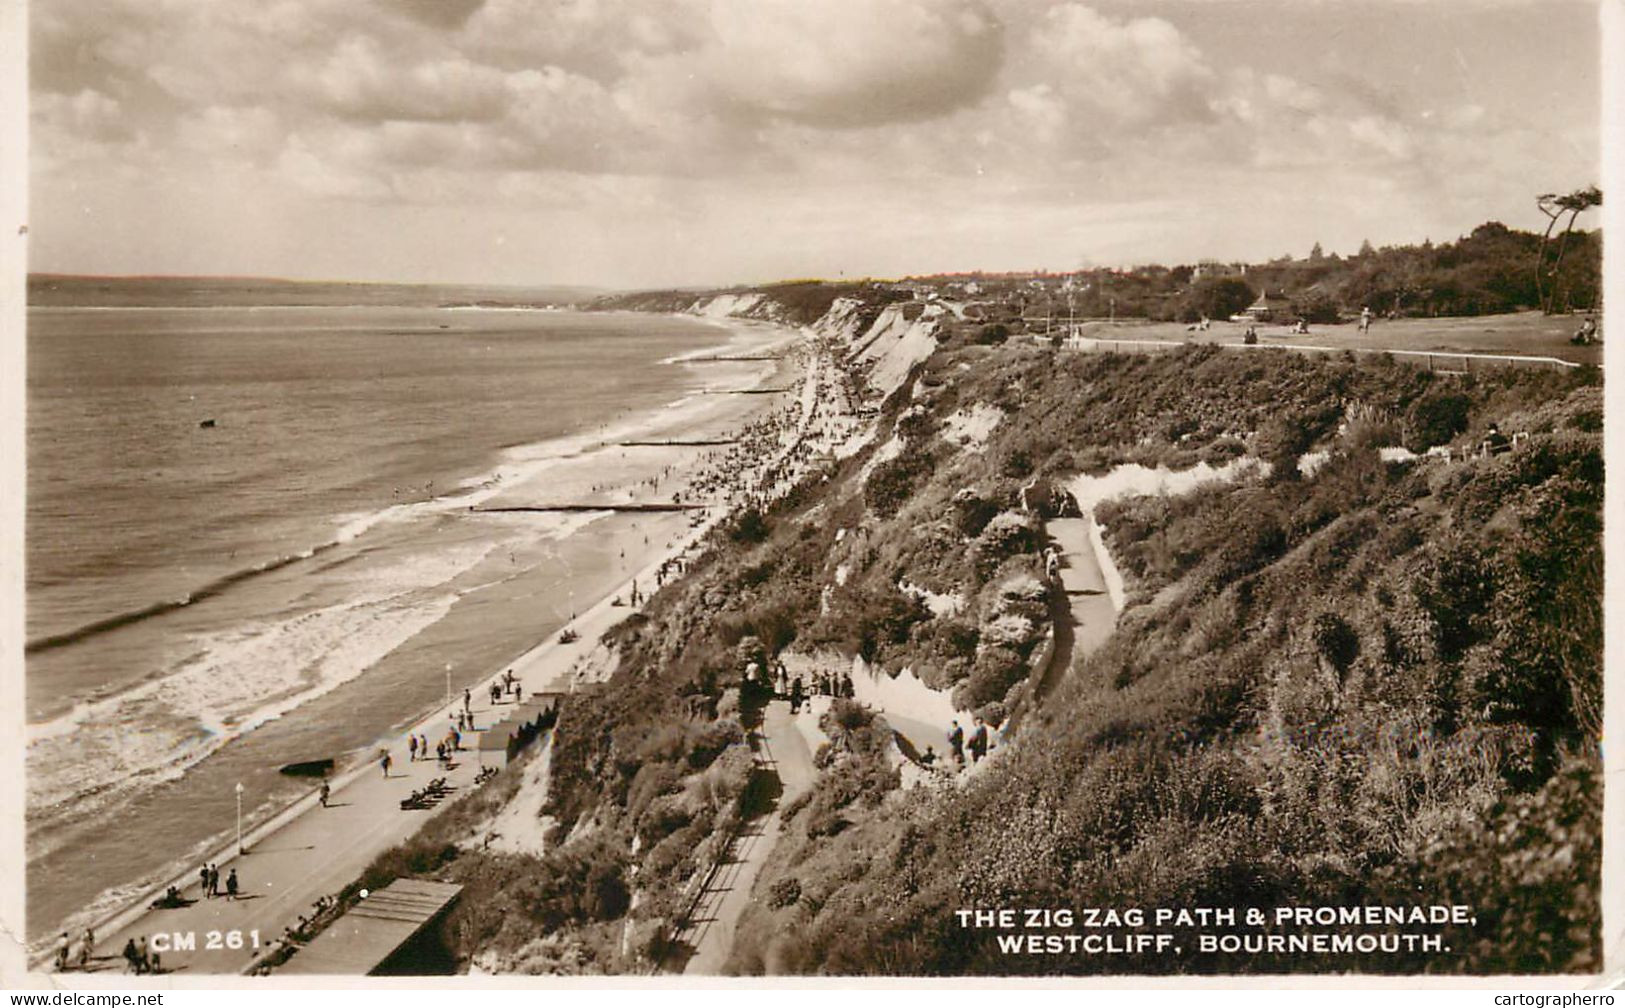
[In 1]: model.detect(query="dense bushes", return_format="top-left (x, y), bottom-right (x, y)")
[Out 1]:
top-left (724, 351), bottom-right (1601, 976)
top-left (465, 335), bottom-right (1600, 977)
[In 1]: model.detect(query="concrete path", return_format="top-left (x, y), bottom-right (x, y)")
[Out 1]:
top-left (1047, 518), bottom-right (1119, 654)
top-left (677, 701), bottom-right (815, 975)
top-left (1037, 518), bottom-right (1120, 702)
top-left (60, 692), bottom-right (521, 976)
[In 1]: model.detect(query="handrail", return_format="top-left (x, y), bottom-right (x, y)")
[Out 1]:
top-left (1051, 335), bottom-right (1586, 370)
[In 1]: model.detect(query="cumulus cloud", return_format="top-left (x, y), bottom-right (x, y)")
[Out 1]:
top-left (1023, 4), bottom-right (1214, 127)
top-left (703, 0), bottom-right (1004, 127)
top-left (27, 0), bottom-right (1600, 284)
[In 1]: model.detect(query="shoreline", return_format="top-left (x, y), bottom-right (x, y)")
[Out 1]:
top-left (25, 310), bottom-right (808, 958)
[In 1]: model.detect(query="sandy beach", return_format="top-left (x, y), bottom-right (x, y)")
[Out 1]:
top-left (28, 313), bottom-right (814, 971)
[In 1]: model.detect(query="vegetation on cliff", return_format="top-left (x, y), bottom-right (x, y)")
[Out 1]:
top-left (353, 286), bottom-right (1601, 976)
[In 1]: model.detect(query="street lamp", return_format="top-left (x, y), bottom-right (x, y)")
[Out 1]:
top-left (445, 663), bottom-right (452, 706)
top-left (234, 782), bottom-right (245, 855)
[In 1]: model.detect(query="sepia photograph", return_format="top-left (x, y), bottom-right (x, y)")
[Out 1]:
top-left (6, 0), bottom-right (1614, 985)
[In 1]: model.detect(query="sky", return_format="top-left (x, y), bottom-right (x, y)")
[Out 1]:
top-left (26, 0), bottom-right (1605, 290)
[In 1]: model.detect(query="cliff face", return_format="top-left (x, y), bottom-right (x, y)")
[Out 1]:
top-left (686, 288), bottom-right (944, 402)
top-left (355, 304), bottom-right (1602, 977)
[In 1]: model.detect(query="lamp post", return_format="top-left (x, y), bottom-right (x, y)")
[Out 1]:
top-left (234, 782), bottom-right (244, 854)
top-left (445, 663), bottom-right (452, 707)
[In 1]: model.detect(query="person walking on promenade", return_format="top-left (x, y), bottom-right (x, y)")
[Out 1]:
top-left (226, 868), bottom-right (240, 901)
top-left (319, 781), bottom-right (331, 808)
top-left (137, 935), bottom-right (150, 972)
top-left (790, 676), bottom-right (805, 714)
top-left (122, 938), bottom-right (139, 974)
top-left (207, 864), bottom-right (219, 898)
top-left (969, 718), bottom-right (989, 763)
top-left (948, 720), bottom-right (965, 766)
top-left (380, 750), bottom-right (393, 778)
top-left (463, 688), bottom-right (472, 714)
top-left (79, 929), bottom-right (94, 969)
top-left (55, 933), bottom-right (70, 971)
top-left (199, 863), bottom-right (211, 897)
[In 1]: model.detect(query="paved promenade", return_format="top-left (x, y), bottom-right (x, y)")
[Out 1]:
top-left (58, 692), bottom-right (510, 977)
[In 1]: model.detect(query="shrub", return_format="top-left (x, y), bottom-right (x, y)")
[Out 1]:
top-left (1404, 391), bottom-right (1472, 451)
top-left (766, 877), bottom-right (803, 910)
top-left (951, 488), bottom-right (1000, 536)
top-left (1311, 612), bottom-right (1360, 673)
top-left (974, 511), bottom-right (1041, 576)
top-left (689, 718), bottom-right (746, 769)
top-left (865, 451), bottom-right (935, 519)
top-left (974, 323), bottom-right (1010, 345)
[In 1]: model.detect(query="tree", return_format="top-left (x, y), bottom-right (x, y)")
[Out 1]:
top-left (1535, 186), bottom-right (1602, 313)
top-left (1309, 242), bottom-right (1325, 262)
top-left (1181, 276), bottom-right (1256, 322)
top-left (1358, 239), bottom-right (1376, 258)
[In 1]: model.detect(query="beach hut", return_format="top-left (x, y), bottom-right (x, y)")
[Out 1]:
top-left (477, 722), bottom-right (519, 768)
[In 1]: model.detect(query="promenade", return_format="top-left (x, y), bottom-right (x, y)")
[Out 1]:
top-left (60, 690), bottom-right (510, 977)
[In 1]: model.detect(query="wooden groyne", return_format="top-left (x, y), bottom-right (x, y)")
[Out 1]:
top-left (619, 439), bottom-right (739, 447)
top-left (471, 503), bottom-right (708, 514)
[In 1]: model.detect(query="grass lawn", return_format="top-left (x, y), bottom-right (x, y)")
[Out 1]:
top-left (1054, 310), bottom-right (1601, 366)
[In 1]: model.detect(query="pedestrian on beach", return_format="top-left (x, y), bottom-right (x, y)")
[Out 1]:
top-left (226, 869), bottom-right (239, 901)
top-left (948, 720), bottom-right (965, 765)
top-left (319, 781), bottom-right (331, 808)
top-left (208, 864), bottom-right (219, 898)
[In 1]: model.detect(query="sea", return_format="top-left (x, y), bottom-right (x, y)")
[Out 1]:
top-left (24, 291), bottom-right (778, 943)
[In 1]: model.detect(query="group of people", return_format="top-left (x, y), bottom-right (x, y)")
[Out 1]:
top-left (52, 928), bottom-right (93, 971)
top-left (197, 862), bottom-right (239, 900)
top-left (120, 935), bottom-right (158, 975)
top-left (488, 670), bottom-right (521, 706)
top-left (775, 666), bottom-right (854, 714)
top-left (401, 728), bottom-right (461, 766)
top-left (946, 717), bottom-right (994, 768)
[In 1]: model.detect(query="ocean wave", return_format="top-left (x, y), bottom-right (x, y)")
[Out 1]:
top-left (25, 540), bottom-right (497, 815)
top-left (27, 473), bottom-right (516, 657)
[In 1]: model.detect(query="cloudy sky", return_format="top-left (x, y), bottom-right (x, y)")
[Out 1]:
top-left (28, 0), bottom-right (1603, 289)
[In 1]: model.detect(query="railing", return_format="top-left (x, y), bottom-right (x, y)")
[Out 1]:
top-left (1050, 336), bottom-right (1585, 372)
